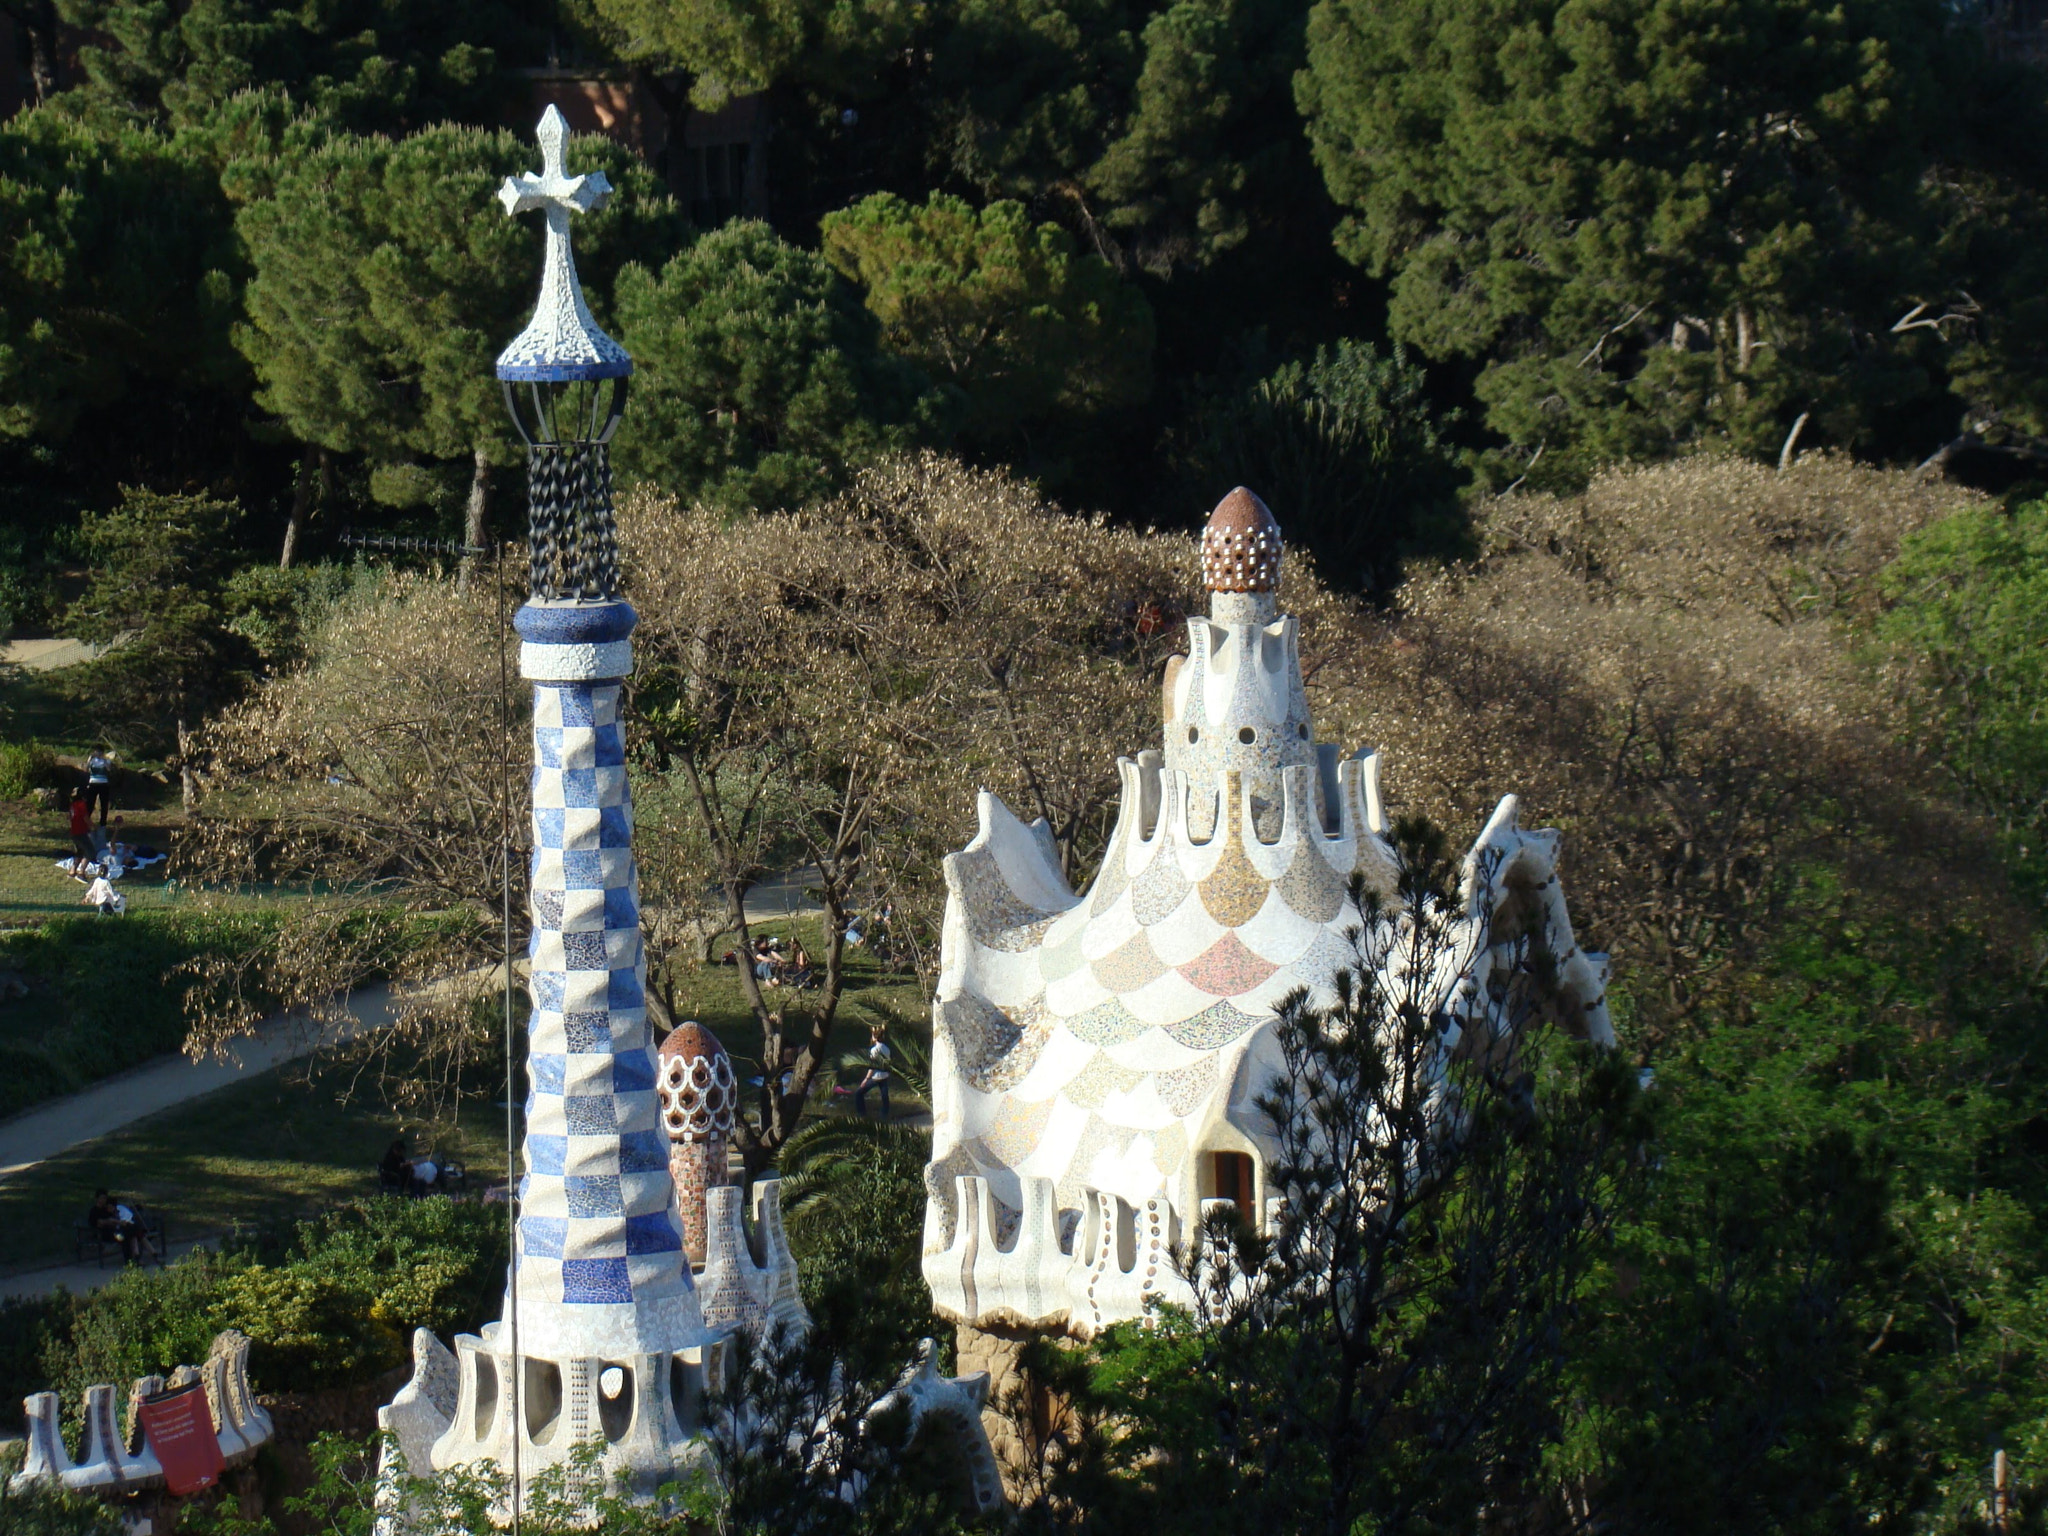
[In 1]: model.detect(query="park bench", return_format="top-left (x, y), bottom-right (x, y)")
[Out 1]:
top-left (72, 1206), bottom-right (166, 1268)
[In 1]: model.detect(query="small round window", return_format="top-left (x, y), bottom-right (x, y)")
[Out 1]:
top-left (1187, 726), bottom-right (1199, 745)
top-left (1298, 723), bottom-right (1310, 740)
top-left (1238, 727), bottom-right (1256, 744)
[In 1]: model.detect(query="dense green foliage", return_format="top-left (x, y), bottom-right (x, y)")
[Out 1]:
top-left (0, 111), bottom-right (238, 441)
top-left (1175, 338), bottom-right (1463, 591)
top-left (0, 1476), bottom-right (124, 1536)
top-left (614, 221), bottom-right (948, 510)
top-left (28, 1197), bottom-right (508, 1407)
top-left (1877, 499), bottom-right (2048, 903)
top-left (1297, 0), bottom-right (2048, 487)
top-left (0, 909), bottom-right (284, 1118)
top-left (53, 0), bottom-right (563, 134)
top-left (0, 739), bottom-right (61, 799)
top-left (821, 192), bottom-right (1155, 445)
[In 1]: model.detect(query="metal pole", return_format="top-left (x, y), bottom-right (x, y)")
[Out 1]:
top-left (498, 536), bottom-right (522, 1534)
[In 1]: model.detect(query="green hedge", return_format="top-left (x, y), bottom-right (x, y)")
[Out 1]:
top-left (2, 1196), bottom-right (508, 1431)
top-left (0, 742), bottom-right (62, 800)
top-left (0, 910), bottom-right (285, 1119)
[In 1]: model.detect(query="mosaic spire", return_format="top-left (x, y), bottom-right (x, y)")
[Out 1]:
top-left (428, 109), bottom-right (715, 1507)
top-left (1164, 487), bottom-right (1317, 841)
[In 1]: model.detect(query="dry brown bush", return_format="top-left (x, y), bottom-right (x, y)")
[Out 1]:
top-left (175, 567), bottom-right (521, 1115)
top-left (177, 450), bottom-right (2022, 1110)
top-left (1307, 453), bottom-right (2019, 1037)
top-left (620, 453), bottom-right (1256, 1164)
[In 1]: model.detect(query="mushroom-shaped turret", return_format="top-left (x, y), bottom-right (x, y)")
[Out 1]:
top-left (657, 1021), bottom-right (738, 1267)
top-left (1200, 486), bottom-right (1281, 594)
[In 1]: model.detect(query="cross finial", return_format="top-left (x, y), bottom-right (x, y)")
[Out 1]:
top-left (498, 105), bottom-right (614, 221)
top-left (494, 105), bottom-right (631, 382)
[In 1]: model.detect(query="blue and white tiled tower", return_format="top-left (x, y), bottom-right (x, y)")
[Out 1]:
top-left (429, 107), bottom-right (720, 1504)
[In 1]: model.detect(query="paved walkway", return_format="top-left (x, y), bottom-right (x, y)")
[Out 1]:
top-left (0, 980), bottom-right (429, 1179)
top-left (0, 1236), bottom-right (216, 1302)
top-left (743, 866), bottom-right (824, 920)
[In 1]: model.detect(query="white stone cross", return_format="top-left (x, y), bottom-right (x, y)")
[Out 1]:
top-left (495, 104), bottom-right (630, 380)
top-left (499, 103), bottom-right (614, 224)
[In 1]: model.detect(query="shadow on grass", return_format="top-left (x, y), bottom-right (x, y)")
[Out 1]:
top-left (0, 1058), bottom-right (510, 1273)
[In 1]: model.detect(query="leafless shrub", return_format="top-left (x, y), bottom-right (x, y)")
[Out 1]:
top-left (1309, 453), bottom-right (2013, 1038)
top-left (177, 567), bottom-right (520, 1112)
top-left (620, 453), bottom-right (1288, 1165)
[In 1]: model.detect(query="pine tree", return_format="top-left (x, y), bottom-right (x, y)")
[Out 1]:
top-left (820, 191), bottom-right (1154, 443)
top-left (611, 220), bottom-right (948, 510)
top-left (0, 109), bottom-right (239, 441)
top-left (235, 124), bottom-right (684, 560)
top-left (52, 0), bottom-right (557, 134)
top-left (1296, 0), bottom-right (2048, 484)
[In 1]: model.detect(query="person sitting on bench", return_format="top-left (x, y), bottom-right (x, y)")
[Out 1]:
top-left (87, 1189), bottom-right (144, 1263)
top-left (379, 1136), bottom-right (413, 1192)
top-left (407, 1148), bottom-right (441, 1197)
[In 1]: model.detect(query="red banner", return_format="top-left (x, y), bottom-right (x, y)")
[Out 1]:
top-left (138, 1382), bottom-right (224, 1495)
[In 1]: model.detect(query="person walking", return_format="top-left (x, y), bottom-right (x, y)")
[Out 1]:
top-left (84, 748), bottom-right (114, 826)
top-left (850, 1024), bottom-right (892, 1120)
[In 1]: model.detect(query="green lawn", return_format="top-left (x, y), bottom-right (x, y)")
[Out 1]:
top-left (0, 1055), bottom-right (510, 1272)
top-left (657, 915), bottom-right (931, 1112)
top-left (0, 918), bottom-right (930, 1274)
top-left (0, 794), bottom-right (186, 925)
top-left (0, 786), bottom-right (334, 1119)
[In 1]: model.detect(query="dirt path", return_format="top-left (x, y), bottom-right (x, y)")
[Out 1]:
top-left (0, 637), bottom-right (107, 672)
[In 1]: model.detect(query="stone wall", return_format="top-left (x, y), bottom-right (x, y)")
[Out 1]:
top-left (954, 1320), bottom-right (1046, 1500)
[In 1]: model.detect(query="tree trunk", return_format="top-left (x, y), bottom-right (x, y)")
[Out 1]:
top-left (176, 719), bottom-right (195, 812)
top-left (279, 446), bottom-right (318, 568)
top-left (1776, 411), bottom-right (1810, 472)
top-left (461, 447), bottom-right (491, 586)
top-left (1915, 431), bottom-right (1981, 480)
top-left (1735, 304), bottom-right (1757, 373)
top-left (15, 0), bottom-right (60, 105)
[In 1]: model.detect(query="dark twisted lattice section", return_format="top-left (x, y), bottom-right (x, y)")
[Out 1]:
top-left (527, 441), bottom-right (621, 601)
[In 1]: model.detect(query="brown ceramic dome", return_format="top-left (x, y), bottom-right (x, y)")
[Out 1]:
top-left (657, 1020), bottom-right (738, 1143)
top-left (1201, 487), bottom-right (1282, 593)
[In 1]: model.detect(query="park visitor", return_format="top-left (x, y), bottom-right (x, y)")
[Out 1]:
top-left (410, 1152), bottom-right (440, 1198)
top-left (82, 874), bottom-right (124, 915)
top-left (87, 1189), bottom-right (143, 1263)
top-left (84, 748), bottom-right (114, 825)
top-left (67, 791), bottom-right (92, 863)
top-left (379, 1136), bottom-right (413, 1192)
top-left (851, 1024), bottom-right (892, 1120)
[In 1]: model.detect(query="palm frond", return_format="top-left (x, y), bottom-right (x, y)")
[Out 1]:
top-left (776, 1112), bottom-right (931, 1225)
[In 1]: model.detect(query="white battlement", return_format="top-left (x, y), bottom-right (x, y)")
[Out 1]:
top-left (11, 1331), bottom-right (271, 1497)
top-left (696, 1175), bottom-right (808, 1340)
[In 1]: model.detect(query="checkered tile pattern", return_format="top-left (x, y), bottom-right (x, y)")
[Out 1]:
top-left (517, 672), bottom-right (686, 1307)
